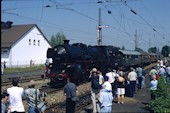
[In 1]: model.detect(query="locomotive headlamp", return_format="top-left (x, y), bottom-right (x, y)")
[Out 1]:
top-left (62, 70), bottom-right (65, 73)
top-left (47, 69), bottom-right (51, 74)
top-left (67, 65), bottom-right (71, 68)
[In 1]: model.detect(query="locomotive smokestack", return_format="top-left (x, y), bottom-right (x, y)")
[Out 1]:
top-left (63, 40), bottom-right (69, 45)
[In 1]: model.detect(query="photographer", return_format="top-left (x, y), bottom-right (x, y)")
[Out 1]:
top-left (25, 80), bottom-right (46, 113)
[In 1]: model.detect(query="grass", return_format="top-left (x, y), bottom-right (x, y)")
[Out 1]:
top-left (4, 65), bottom-right (45, 73)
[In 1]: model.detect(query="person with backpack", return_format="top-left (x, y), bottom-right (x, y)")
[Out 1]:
top-left (89, 68), bottom-right (100, 113)
top-left (25, 80), bottom-right (46, 113)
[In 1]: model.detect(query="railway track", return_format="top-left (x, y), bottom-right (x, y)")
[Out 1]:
top-left (1, 74), bottom-right (45, 86)
top-left (2, 69), bottom-right (44, 84)
top-left (45, 92), bottom-right (92, 113)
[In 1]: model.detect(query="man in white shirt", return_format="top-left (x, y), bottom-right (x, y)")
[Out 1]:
top-left (127, 67), bottom-right (137, 97)
top-left (106, 68), bottom-right (117, 98)
top-left (7, 79), bottom-right (25, 113)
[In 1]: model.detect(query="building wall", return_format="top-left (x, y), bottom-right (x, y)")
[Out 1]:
top-left (8, 26), bottom-right (51, 67)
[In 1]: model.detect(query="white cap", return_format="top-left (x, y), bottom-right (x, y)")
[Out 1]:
top-left (92, 68), bottom-right (97, 72)
top-left (102, 81), bottom-right (112, 91)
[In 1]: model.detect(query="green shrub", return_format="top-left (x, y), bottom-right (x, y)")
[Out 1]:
top-left (147, 76), bottom-right (170, 113)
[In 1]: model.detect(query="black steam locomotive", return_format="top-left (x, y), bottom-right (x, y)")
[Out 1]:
top-left (44, 40), bottom-right (160, 86)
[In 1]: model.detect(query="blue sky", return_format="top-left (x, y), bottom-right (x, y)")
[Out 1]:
top-left (2, 0), bottom-right (170, 51)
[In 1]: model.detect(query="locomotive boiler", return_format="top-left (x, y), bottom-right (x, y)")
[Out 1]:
top-left (44, 40), bottom-right (160, 86)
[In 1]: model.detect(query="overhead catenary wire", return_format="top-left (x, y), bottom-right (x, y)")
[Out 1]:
top-left (48, 0), bottom-right (139, 36)
top-left (1, 11), bottom-right (95, 41)
top-left (2, 0), bottom-right (169, 47)
top-left (123, 0), bottom-right (169, 43)
top-left (138, 0), bottom-right (170, 43)
top-left (2, 0), bottom-right (140, 38)
top-left (2, 1), bottom-right (141, 48)
top-left (101, 0), bottom-right (170, 47)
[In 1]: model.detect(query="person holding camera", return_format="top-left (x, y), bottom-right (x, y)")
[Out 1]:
top-left (89, 68), bottom-right (100, 113)
top-left (25, 80), bottom-right (46, 113)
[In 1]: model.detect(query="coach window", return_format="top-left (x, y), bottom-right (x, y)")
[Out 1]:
top-left (29, 39), bottom-right (31, 45)
top-left (38, 40), bottom-right (40, 46)
top-left (33, 40), bottom-right (36, 45)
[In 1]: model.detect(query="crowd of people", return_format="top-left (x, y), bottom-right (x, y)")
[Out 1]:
top-left (2, 59), bottom-right (170, 113)
top-left (149, 59), bottom-right (170, 100)
top-left (87, 66), bottom-right (137, 113)
top-left (86, 59), bottom-right (170, 113)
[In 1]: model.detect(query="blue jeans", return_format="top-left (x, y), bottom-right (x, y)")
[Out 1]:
top-left (28, 106), bottom-right (36, 113)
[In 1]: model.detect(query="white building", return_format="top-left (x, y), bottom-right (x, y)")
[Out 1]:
top-left (1, 22), bottom-right (51, 67)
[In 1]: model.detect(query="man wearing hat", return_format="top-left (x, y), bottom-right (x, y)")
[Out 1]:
top-left (1, 92), bottom-right (10, 113)
top-left (89, 68), bottom-right (100, 113)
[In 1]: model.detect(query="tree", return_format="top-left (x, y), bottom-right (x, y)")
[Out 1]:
top-left (49, 31), bottom-right (67, 47)
top-left (148, 47), bottom-right (158, 53)
top-left (50, 35), bottom-right (56, 47)
top-left (161, 45), bottom-right (170, 57)
top-left (56, 32), bottom-right (66, 45)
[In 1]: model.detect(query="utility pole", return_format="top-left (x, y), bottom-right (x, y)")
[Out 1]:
top-left (134, 29), bottom-right (138, 50)
top-left (97, 8), bottom-right (108, 46)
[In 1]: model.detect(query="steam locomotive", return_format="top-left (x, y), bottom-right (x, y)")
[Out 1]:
top-left (44, 40), bottom-right (160, 86)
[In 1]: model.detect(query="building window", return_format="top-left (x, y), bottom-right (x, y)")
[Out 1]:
top-left (29, 39), bottom-right (31, 45)
top-left (38, 40), bottom-right (40, 46)
top-left (33, 40), bottom-right (36, 45)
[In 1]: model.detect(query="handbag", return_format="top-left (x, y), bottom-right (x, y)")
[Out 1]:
top-left (66, 84), bottom-right (79, 102)
top-left (37, 101), bottom-right (47, 112)
top-left (35, 89), bottom-right (47, 113)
